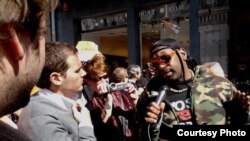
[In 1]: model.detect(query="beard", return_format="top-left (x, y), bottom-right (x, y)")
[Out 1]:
top-left (0, 48), bottom-right (44, 116)
top-left (0, 74), bottom-right (38, 117)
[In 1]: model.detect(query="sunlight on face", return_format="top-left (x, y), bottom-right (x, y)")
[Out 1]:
top-left (60, 55), bottom-right (85, 96)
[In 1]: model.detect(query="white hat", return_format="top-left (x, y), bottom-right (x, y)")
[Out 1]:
top-left (76, 41), bottom-right (100, 62)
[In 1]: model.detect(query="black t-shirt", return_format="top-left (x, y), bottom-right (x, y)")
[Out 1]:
top-left (165, 78), bottom-right (194, 125)
top-left (165, 88), bottom-right (193, 125)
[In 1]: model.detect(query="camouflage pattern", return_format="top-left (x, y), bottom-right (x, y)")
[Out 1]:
top-left (192, 64), bottom-right (235, 125)
top-left (137, 63), bottom-right (250, 141)
top-left (143, 63), bottom-right (249, 127)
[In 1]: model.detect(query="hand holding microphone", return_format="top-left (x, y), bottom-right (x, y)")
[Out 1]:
top-left (145, 86), bottom-right (168, 128)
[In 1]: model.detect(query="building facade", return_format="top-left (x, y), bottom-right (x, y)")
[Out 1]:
top-left (52, 0), bottom-right (250, 85)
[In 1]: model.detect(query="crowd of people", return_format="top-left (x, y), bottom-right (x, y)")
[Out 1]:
top-left (0, 0), bottom-right (250, 141)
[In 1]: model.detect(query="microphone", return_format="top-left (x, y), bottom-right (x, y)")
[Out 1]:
top-left (155, 86), bottom-right (168, 105)
top-left (152, 86), bottom-right (168, 131)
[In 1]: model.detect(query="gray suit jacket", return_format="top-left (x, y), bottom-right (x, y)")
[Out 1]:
top-left (17, 94), bottom-right (96, 141)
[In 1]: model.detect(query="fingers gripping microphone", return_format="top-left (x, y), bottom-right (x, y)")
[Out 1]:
top-left (152, 86), bottom-right (168, 131)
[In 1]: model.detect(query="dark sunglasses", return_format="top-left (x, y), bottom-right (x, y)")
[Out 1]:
top-left (98, 74), bottom-right (109, 80)
top-left (150, 51), bottom-right (176, 68)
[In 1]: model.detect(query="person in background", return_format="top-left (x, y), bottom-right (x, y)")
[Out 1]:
top-left (111, 67), bottom-right (140, 104)
top-left (110, 67), bottom-right (141, 141)
top-left (142, 62), bottom-right (156, 80)
top-left (127, 64), bottom-right (148, 94)
top-left (82, 53), bottom-right (114, 141)
top-left (77, 41), bottom-right (140, 141)
top-left (137, 38), bottom-right (250, 141)
top-left (76, 41), bottom-right (114, 141)
top-left (0, 0), bottom-right (57, 140)
top-left (231, 63), bottom-right (250, 95)
top-left (18, 42), bottom-right (96, 141)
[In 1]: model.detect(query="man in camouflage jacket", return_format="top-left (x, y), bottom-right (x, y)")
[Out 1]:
top-left (137, 38), bottom-right (250, 141)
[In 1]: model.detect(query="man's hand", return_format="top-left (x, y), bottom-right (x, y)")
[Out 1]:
top-left (233, 90), bottom-right (250, 109)
top-left (72, 100), bottom-right (93, 127)
top-left (145, 102), bottom-right (165, 124)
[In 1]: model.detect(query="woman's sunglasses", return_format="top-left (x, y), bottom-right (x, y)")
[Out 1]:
top-left (150, 51), bottom-right (176, 69)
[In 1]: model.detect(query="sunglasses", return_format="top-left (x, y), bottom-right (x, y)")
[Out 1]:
top-left (98, 74), bottom-right (109, 80)
top-left (86, 74), bottom-right (109, 82)
top-left (150, 51), bottom-right (176, 69)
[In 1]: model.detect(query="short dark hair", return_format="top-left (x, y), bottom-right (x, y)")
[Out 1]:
top-left (37, 42), bottom-right (77, 88)
top-left (150, 38), bottom-right (181, 58)
top-left (0, 0), bottom-right (58, 44)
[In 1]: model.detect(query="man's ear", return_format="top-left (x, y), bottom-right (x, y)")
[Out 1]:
top-left (7, 26), bottom-right (24, 61)
top-left (50, 72), bottom-right (63, 86)
top-left (179, 48), bottom-right (188, 61)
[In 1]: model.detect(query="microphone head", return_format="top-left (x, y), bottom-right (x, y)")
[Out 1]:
top-left (155, 85), bottom-right (168, 105)
top-left (159, 85), bottom-right (168, 91)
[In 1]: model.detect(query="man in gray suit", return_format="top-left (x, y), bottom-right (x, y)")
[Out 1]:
top-left (18, 42), bottom-right (96, 141)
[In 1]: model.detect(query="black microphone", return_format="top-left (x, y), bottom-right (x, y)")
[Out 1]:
top-left (152, 86), bottom-right (168, 130)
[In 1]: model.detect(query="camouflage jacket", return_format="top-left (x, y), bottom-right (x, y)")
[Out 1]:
top-left (138, 63), bottom-right (250, 141)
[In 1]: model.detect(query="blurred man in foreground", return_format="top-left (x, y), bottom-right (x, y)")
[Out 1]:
top-left (0, 0), bottom-right (57, 140)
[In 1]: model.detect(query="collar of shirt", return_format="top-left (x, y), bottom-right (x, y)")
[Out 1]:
top-left (39, 88), bottom-right (76, 110)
